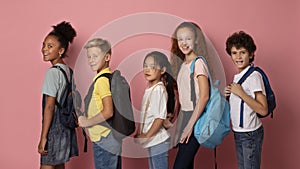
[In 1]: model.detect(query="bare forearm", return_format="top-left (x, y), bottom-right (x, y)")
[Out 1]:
top-left (40, 106), bottom-right (54, 139)
top-left (85, 111), bottom-right (113, 127)
top-left (145, 118), bottom-right (164, 138)
top-left (239, 92), bottom-right (268, 116)
top-left (187, 95), bottom-right (209, 128)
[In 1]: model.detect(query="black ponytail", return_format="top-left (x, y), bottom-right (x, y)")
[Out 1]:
top-left (144, 51), bottom-right (176, 114)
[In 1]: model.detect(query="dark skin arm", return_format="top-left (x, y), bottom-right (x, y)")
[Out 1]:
top-left (38, 95), bottom-right (55, 155)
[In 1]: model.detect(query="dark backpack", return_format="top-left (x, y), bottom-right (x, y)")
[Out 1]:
top-left (237, 65), bottom-right (276, 122)
top-left (53, 65), bottom-right (80, 129)
top-left (84, 70), bottom-right (136, 141)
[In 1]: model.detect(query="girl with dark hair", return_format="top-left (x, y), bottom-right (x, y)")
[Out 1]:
top-left (135, 51), bottom-right (176, 169)
top-left (38, 21), bottom-right (78, 169)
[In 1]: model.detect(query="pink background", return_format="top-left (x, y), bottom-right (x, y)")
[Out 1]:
top-left (0, 0), bottom-right (299, 168)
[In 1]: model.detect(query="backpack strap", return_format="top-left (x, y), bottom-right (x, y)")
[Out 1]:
top-left (214, 147), bottom-right (217, 169)
top-left (51, 65), bottom-right (73, 109)
top-left (254, 67), bottom-right (275, 118)
top-left (236, 65), bottom-right (255, 84)
top-left (82, 72), bottom-right (112, 152)
top-left (190, 56), bottom-right (219, 169)
top-left (83, 73), bottom-right (112, 115)
top-left (140, 83), bottom-right (166, 134)
top-left (237, 66), bottom-right (275, 121)
top-left (236, 65), bottom-right (255, 128)
top-left (190, 56), bottom-right (213, 108)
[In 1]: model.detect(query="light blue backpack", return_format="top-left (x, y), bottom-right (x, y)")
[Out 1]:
top-left (191, 56), bottom-right (230, 149)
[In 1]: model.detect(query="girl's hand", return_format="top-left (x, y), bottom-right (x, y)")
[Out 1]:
top-left (180, 125), bottom-right (193, 144)
top-left (78, 116), bottom-right (89, 128)
top-left (38, 138), bottom-right (48, 155)
top-left (163, 118), bottom-right (174, 129)
top-left (134, 133), bottom-right (148, 144)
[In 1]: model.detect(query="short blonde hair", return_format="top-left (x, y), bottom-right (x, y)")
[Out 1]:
top-left (84, 38), bottom-right (112, 55)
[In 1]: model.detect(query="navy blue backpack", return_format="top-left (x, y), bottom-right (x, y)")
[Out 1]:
top-left (237, 65), bottom-right (276, 127)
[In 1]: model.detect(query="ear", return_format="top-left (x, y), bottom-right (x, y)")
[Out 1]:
top-left (104, 53), bottom-right (111, 62)
top-left (249, 52), bottom-right (254, 59)
top-left (161, 67), bottom-right (166, 75)
top-left (59, 48), bottom-right (65, 56)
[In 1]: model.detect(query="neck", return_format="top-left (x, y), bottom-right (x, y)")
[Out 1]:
top-left (148, 80), bottom-right (162, 88)
top-left (51, 58), bottom-right (64, 66)
top-left (184, 52), bottom-right (197, 63)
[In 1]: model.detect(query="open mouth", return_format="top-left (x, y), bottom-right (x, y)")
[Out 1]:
top-left (236, 61), bottom-right (244, 64)
top-left (181, 45), bottom-right (190, 52)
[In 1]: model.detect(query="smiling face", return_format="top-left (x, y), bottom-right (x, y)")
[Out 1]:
top-left (230, 46), bottom-right (253, 72)
top-left (176, 27), bottom-right (196, 56)
top-left (41, 35), bottom-right (64, 65)
top-left (86, 47), bottom-right (110, 73)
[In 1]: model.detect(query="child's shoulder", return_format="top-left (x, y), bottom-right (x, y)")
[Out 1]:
top-left (248, 70), bottom-right (263, 81)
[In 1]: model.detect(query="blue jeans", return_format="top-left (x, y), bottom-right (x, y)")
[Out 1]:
top-left (234, 126), bottom-right (264, 169)
top-left (93, 132), bottom-right (122, 169)
top-left (173, 133), bottom-right (200, 169)
top-left (148, 140), bottom-right (170, 169)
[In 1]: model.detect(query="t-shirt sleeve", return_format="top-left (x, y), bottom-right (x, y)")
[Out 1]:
top-left (94, 77), bottom-right (112, 99)
top-left (194, 59), bottom-right (209, 78)
top-left (42, 68), bottom-right (59, 97)
top-left (249, 72), bottom-right (266, 96)
top-left (150, 86), bottom-right (167, 119)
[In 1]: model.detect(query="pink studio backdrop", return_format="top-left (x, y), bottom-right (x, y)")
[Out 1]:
top-left (0, 0), bottom-right (299, 168)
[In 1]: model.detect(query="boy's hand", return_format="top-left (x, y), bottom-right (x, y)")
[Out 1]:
top-left (229, 83), bottom-right (244, 97)
top-left (78, 116), bottom-right (89, 128)
top-left (224, 85), bottom-right (232, 97)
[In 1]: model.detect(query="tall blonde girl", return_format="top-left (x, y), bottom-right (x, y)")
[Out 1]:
top-left (171, 22), bottom-right (210, 169)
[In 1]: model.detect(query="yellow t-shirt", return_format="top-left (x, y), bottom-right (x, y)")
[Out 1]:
top-left (87, 67), bottom-right (112, 142)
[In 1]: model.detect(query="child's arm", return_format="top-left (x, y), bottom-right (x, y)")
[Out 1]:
top-left (136, 118), bottom-right (164, 143)
top-left (180, 75), bottom-right (210, 144)
top-left (38, 95), bottom-right (55, 155)
top-left (78, 96), bottom-right (114, 127)
top-left (229, 83), bottom-right (268, 116)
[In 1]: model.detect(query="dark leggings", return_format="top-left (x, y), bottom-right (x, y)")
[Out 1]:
top-left (173, 133), bottom-right (200, 169)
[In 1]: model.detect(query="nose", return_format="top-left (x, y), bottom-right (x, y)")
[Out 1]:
top-left (41, 45), bottom-right (46, 52)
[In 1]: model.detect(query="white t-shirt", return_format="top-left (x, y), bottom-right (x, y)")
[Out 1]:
top-left (177, 59), bottom-right (208, 111)
top-left (140, 82), bottom-right (170, 148)
top-left (230, 66), bottom-right (266, 132)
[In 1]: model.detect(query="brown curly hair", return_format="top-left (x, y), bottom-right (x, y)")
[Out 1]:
top-left (225, 31), bottom-right (257, 63)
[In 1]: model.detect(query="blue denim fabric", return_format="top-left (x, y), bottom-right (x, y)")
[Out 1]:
top-left (148, 140), bottom-right (170, 169)
top-left (93, 132), bottom-right (122, 169)
top-left (234, 126), bottom-right (264, 169)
